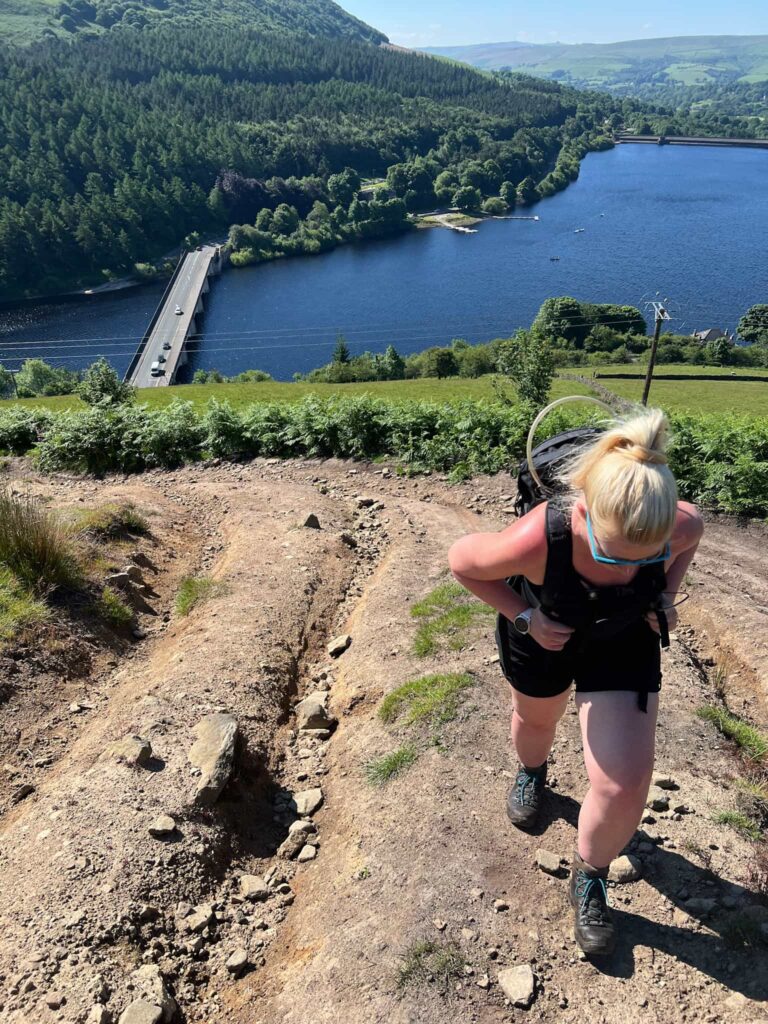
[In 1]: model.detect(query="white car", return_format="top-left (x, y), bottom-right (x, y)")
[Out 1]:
top-left (174, 304), bottom-right (183, 315)
top-left (150, 361), bottom-right (165, 377)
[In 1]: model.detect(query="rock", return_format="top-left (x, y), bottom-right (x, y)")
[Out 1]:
top-left (293, 787), bottom-right (324, 816)
top-left (106, 735), bottom-right (152, 767)
top-left (338, 533), bottom-right (358, 549)
top-left (327, 634), bottom-right (351, 658)
top-left (535, 849), bottom-right (562, 876)
top-left (303, 514), bottom-right (321, 530)
top-left (653, 776), bottom-right (679, 790)
top-left (117, 1002), bottom-right (163, 1024)
top-left (498, 964), bottom-right (536, 1008)
top-left (45, 992), bottom-right (64, 1009)
top-left (131, 965), bottom-right (177, 1024)
top-left (295, 692), bottom-right (336, 732)
top-left (356, 496), bottom-right (375, 507)
top-left (89, 1007), bottom-right (112, 1024)
top-left (493, 899), bottom-right (509, 913)
top-left (12, 783), bottom-right (35, 803)
top-left (277, 833), bottom-right (305, 860)
top-left (433, 919), bottom-right (447, 931)
top-left (148, 815), bottom-right (176, 838)
top-left (723, 993), bottom-right (748, 1011)
top-left (289, 819), bottom-right (317, 835)
top-left (684, 897), bottom-right (717, 916)
top-left (297, 844), bottom-right (317, 862)
top-left (240, 875), bottom-right (269, 901)
top-left (124, 565), bottom-right (146, 584)
top-left (225, 948), bottom-right (249, 975)
top-left (184, 904), bottom-right (215, 933)
top-left (647, 797), bottom-right (670, 812)
top-left (609, 855), bottom-right (643, 884)
top-left (188, 713), bottom-right (238, 806)
top-left (673, 804), bottom-right (691, 815)
top-left (476, 974), bottom-right (490, 990)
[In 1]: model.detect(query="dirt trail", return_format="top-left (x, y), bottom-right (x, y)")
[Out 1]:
top-left (1, 459), bottom-right (767, 1024)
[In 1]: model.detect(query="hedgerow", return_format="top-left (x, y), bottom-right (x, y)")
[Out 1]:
top-left (0, 397), bottom-right (766, 518)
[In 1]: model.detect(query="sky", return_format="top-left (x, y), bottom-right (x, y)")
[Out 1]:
top-left (342, 0), bottom-right (768, 48)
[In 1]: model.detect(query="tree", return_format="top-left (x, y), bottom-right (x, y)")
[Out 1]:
top-left (738, 305), bottom-right (768, 343)
top-left (380, 344), bottom-right (405, 380)
top-left (496, 330), bottom-right (555, 406)
top-left (452, 186), bottom-right (481, 211)
top-left (533, 296), bottom-right (589, 346)
top-left (332, 333), bottom-right (351, 364)
top-left (422, 348), bottom-right (459, 378)
top-left (271, 204), bottom-right (299, 236)
top-left (706, 337), bottom-right (733, 366)
top-left (0, 365), bottom-right (15, 399)
top-left (499, 181), bottom-right (517, 208)
top-left (482, 197), bottom-right (506, 215)
top-left (77, 357), bottom-right (135, 405)
top-left (328, 168), bottom-right (360, 207)
top-left (15, 359), bottom-right (79, 398)
top-left (516, 176), bottom-right (538, 205)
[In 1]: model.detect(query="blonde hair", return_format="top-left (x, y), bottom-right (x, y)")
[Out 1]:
top-left (563, 408), bottom-right (678, 545)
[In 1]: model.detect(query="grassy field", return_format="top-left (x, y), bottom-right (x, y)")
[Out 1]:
top-left (1, 365), bottom-right (765, 416)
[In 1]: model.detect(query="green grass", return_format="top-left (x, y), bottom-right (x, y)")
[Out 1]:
top-left (379, 672), bottom-right (474, 727)
top-left (175, 575), bottom-right (221, 616)
top-left (696, 705), bottom-right (768, 763)
top-left (0, 567), bottom-right (50, 641)
top-left (411, 581), bottom-right (495, 657)
top-left (364, 744), bottom-right (419, 786)
top-left (0, 488), bottom-right (81, 593)
top-left (397, 939), bottom-right (465, 992)
top-left (713, 810), bottom-right (763, 841)
top-left (74, 502), bottom-right (149, 540)
top-left (96, 586), bottom-right (133, 627)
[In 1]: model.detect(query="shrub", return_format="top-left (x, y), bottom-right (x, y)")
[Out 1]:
top-left (0, 407), bottom-right (52, 454)
top-left (0, 489), bottom-right (81, 593)
top-left (78, 357), bottom-right (136, 406)
top-left (75, 503), bottom-right (149, 539)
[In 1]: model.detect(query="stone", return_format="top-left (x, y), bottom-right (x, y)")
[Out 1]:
top-left (637, 841), bottom-right (656, 854)
top-left (288, 818), bottom-right (317, 835)
top-left (240, 875), bottom-right (269, 901)
top-left (653, 776), bottom-right (679, 790)
top-left (89, 1008), bottom-right (112, 1024)
top-left (225, 948), bottom-right (249, 975)
top-left (295, 692), bottom-right (336, 732)
top-left (117, 1002), bottom-right (163, 1024)
top-left (433, 919), bottom-right (447, 931)
top-left (11, 783), bottom-right (35, 803)
top-left (45, 992), bottom-right (64, 1009)
top-left (184, 904), bottom-right (215, 933)
top-left (648, 796), bottom-right (669, 812)
top-left (498, 964), bottom-right (536, 1008)
top-left (535, 849), bottom-right (562, 876)
top-left (303, 514), bottom-right (321, 530)
top-left (493, 899), bottom-right (509, 912)
top-left (277, 833), bottom-right (305, 860)
top-left (131, 965), bottom-right (177, 1024)
top-left (609, 855), bottom-right (643, 884)
top-left (188, 713), bottom-right (238, 806)
top-left (293, 787), bottom-right (324, 816)
top-left (356, 496), bottom-right (375, 507)
top-left (124, 565), bottom-right (146, 584)
top-left (684, 897), bottom-right (717, 916)
top-left (297, 844), bottom-right (317, 862)
top-left (327, 634), bottom-right (352, 658)
top-left (148, 815), bottom-right (176, 838)
top-left (338, 533), bottom-right (358, 549)
top-left (106, 735), bottom-right (152, 767)
top-left (476, 974), bottom-right (490, 990)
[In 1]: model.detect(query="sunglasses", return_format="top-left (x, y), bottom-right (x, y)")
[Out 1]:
top-left (585, 512), bottom-right (671, 566)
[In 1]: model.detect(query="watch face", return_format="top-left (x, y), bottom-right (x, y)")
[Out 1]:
top-left (514, 613), bottom-right (530, 634)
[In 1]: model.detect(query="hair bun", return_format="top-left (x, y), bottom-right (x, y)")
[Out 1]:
top-left (621, 443), bottom-right (668, 466)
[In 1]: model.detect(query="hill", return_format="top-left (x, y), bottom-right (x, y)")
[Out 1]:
top-left (421, 34), bottom-right (768, 92)
top-left (0, 0), bottom-right (388, 45)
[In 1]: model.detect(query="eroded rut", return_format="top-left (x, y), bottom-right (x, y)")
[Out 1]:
top-left (1, 458), bottom-right (767, 1024)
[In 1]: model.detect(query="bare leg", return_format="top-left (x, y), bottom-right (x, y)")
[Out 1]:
top-left (510, 686), bottom-right (572, 768)
top-left (576, 690), bottom-right (659, 868)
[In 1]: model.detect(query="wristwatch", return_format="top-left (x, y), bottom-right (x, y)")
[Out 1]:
top-left (513, 608), bottom-right (534, 635)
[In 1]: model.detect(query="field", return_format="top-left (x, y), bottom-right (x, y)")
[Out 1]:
top-left (2, 364), bottom-right (766, 415)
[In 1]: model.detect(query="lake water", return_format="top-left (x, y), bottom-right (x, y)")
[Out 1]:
top-left (1, 144), bottom-right (766, 382)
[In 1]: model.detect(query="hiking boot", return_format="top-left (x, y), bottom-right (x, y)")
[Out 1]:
top-left (569, 850), bottom-right (616, 956)
top-left (506, 761), bottom-right (547, 829)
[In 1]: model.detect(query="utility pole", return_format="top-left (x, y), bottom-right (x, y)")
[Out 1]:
top-left (641, 301), bottom-right (670, 406)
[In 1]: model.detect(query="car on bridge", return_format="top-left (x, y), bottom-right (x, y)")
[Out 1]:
top-left (174, 304), bottom-right (183, 315)
top-left (163, 341), bottom-right (172, 350)
top-left (150, 361), bottom-right (165, 377)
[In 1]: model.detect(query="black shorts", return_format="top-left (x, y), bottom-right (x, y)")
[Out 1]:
top-left (495, 612), bottom-right (662, 700)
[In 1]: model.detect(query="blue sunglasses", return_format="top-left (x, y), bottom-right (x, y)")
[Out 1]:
top-left (586, 512), bottom-right (670, 566)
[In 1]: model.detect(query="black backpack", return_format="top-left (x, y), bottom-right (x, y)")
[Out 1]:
top-left (513, 426), bottom-right (604, 518)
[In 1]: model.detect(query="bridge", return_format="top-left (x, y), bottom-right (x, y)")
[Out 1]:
top-left (615, 133), bottom-right (768, 150)
top-left (126, 244), bottom-right (223, 388)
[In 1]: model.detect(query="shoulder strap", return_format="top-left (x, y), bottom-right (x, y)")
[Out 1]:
top-left (541, 504), bottom-right (573, 613)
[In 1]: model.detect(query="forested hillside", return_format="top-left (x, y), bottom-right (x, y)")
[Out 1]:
top-left (0, 25), bottom-right (634, 299)
top-left (0, 0), bottom-right (387, 45)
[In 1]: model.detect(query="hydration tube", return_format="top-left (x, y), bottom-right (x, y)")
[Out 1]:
top-left (525, 395), bottom-right (614, 496)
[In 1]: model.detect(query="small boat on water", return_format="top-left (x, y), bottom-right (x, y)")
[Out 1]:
top-left (574, 227), bottom-right (585, 233)
top-left (550, 256), bottom-right (560, 261)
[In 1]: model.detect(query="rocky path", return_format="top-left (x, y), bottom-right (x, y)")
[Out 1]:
top-left (0, 459), bottom-right (767, 1024)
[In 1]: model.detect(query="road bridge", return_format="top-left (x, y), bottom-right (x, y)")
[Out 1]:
top-left (615, 134), bottom-right (768, 149)
top-left (126, 245), bottom-right (222, 388)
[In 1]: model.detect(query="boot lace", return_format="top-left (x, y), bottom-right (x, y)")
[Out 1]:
top-left (575, 871), bottom-right (611, 928)
top-left (515, 766), bottom-right (544, 808)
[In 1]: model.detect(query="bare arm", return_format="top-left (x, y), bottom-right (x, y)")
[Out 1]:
top-left (647, 501), bottom-right (704, 633)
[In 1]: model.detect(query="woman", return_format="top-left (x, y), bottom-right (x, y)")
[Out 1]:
top-left (448, 409), bottom-right (703, 955)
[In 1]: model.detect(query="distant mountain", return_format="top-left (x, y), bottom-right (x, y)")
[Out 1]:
top-left (421, 35), bottom-right (768, 93)
top-left (0, 0), bottom-right (388, 46)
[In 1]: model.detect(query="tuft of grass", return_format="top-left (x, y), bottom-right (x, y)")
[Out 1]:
top-left (75, 503), bottom-right (149, 540)
top-left (379, 672), bottom-right (474, 728)
top-left (0, 488), bottom-right (81, 593)
top-left (0, 567), bottom-right (50, 642)
top-left (397, 939), bottom-right (464, 992)
top-left (712, 810), bottom-right (763, 842)
top-left (411, 582), bottom-right (494, 657)
top-left (696, 705), bottom-right (768, 764)
top-left (719, 912), bottom-right (767, 950)
top-left (96, 587), bottom-right (133, 628)
top-left (175, 576), bottom-right (221, 617)
top-left (364, 745), bottom-right (419, 786)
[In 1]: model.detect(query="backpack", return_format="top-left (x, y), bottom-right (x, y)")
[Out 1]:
top-left (513, 426), bottom-right (603, 518)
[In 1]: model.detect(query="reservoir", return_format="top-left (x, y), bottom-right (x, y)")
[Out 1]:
top-left (1, 143), bottom-right (766, 382)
